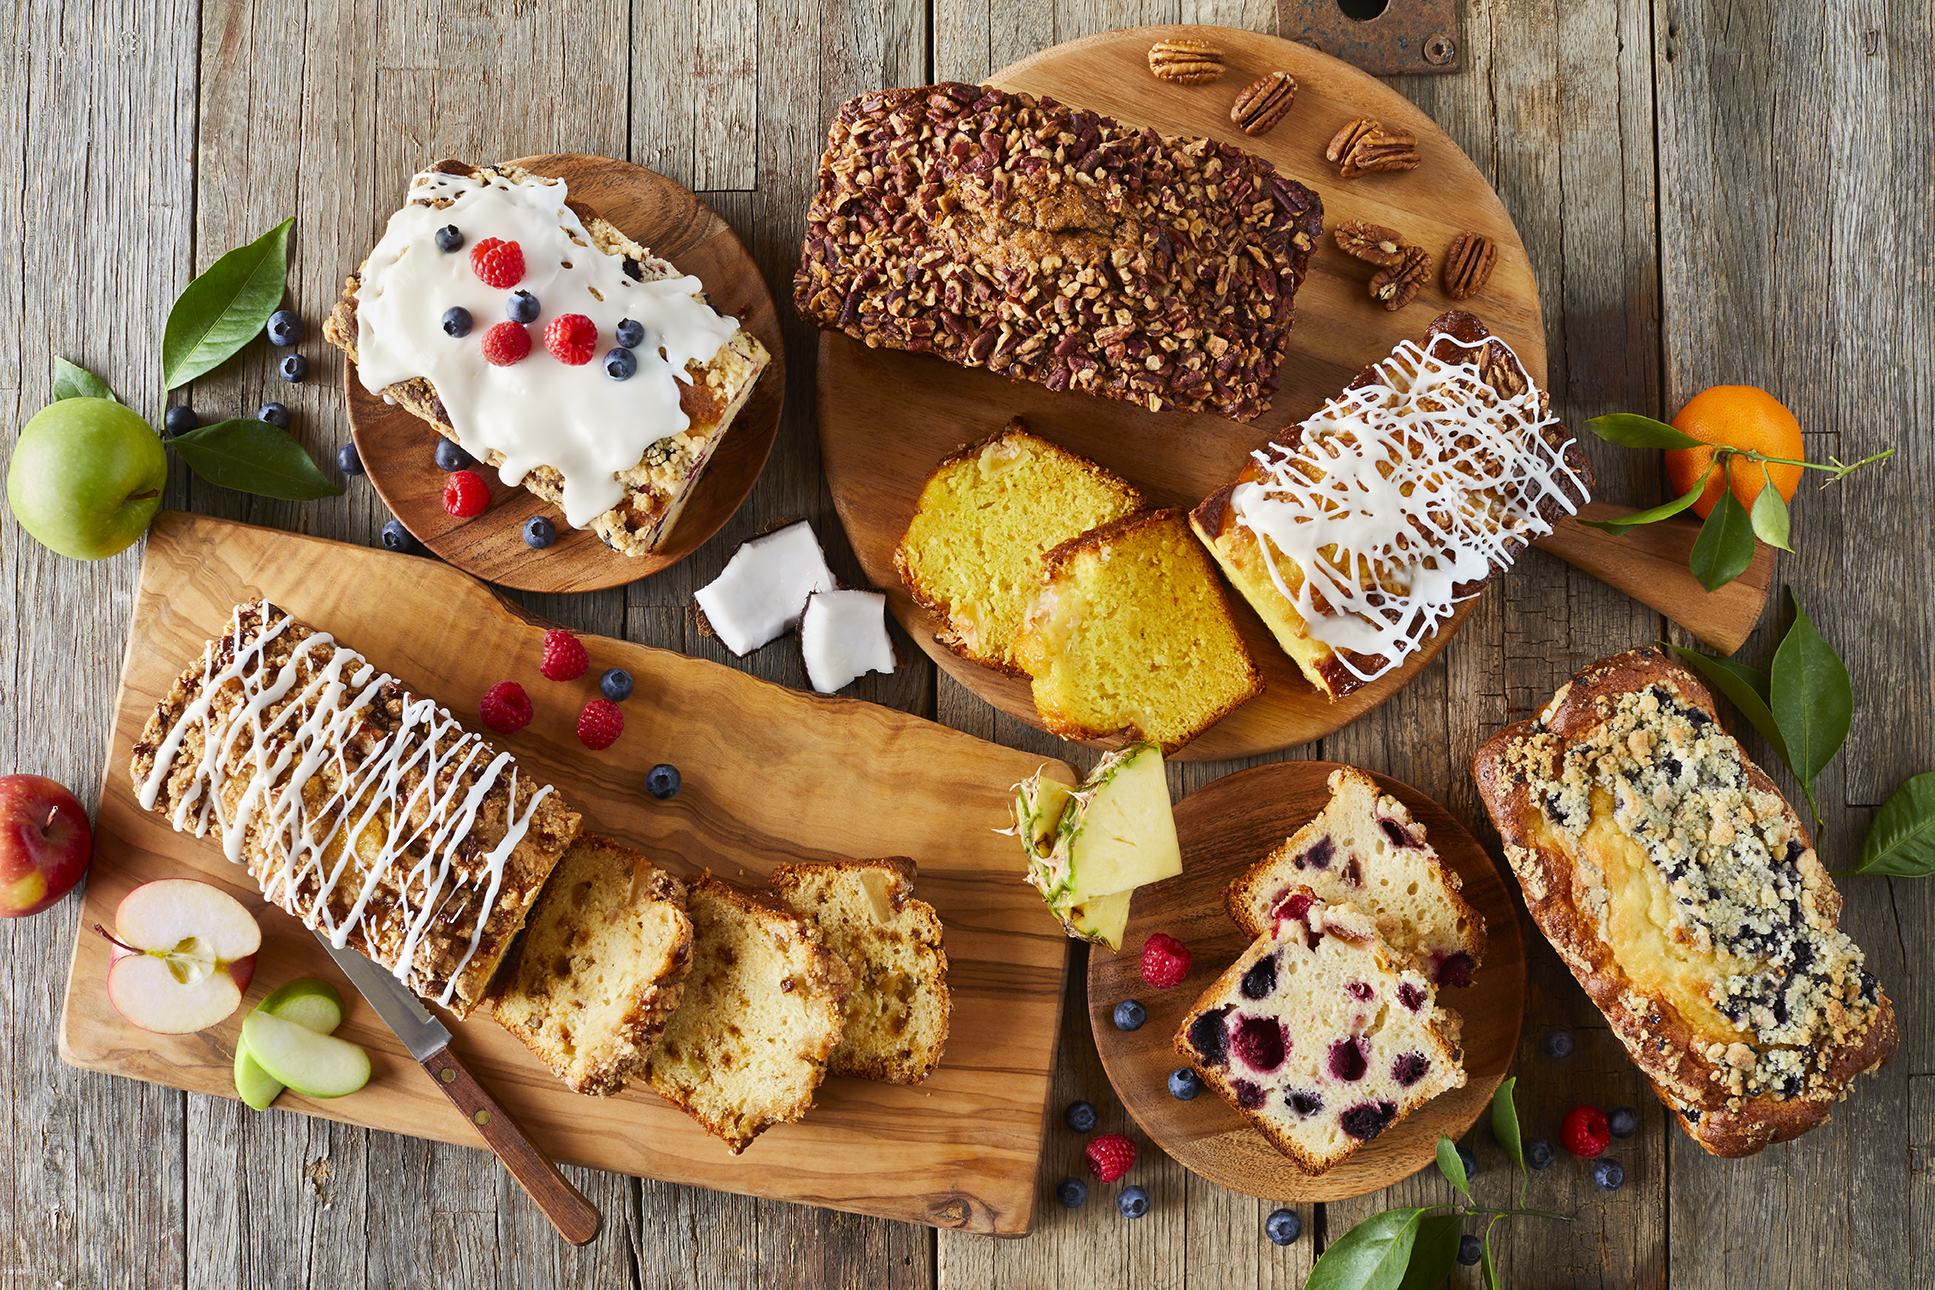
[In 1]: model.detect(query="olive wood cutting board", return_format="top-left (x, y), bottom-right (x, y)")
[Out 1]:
top-left (58, 511), bottom-right (1074, 1236)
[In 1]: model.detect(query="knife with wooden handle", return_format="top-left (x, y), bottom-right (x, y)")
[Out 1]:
top-left (313, 931), bottom-right (602, 1245)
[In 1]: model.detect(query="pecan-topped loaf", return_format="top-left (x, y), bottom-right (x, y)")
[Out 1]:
top-left (1192, 311), bottom-right (1593, 700)
top-left (323, 160), bottom-right (769, 557)
top-left (794, 83), bottom-right (1324, 422)
top-left (129, 600), bottom-right (581, 1016)
top-left (1472, 648), bottom-right (1897, 1157)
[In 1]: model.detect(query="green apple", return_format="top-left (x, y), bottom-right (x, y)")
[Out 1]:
top-left (234, 978), bottom-right (348, 1111)
top-left (241, 1010), bottom-right (371, 1099)
top-left (5, 397), bottom-right (166, 559)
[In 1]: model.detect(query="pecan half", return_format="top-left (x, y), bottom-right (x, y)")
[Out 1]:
top-left (1370, 246), bottom-right (1432, 311)
top-left (1230, 72), bottom-right (1296, 136)
top-left (1443, 231), bottom-right (1499, 299)
top-left (1148, 38), bottom-right (1225, 85)
top-left (1334, 219), bottom-right (1407, 267)
top-left (1325, 117), bottom-right (1421, 179)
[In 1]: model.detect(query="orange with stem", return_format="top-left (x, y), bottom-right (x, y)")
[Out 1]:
top-left (1665, 385), bottom-right (1806, 520)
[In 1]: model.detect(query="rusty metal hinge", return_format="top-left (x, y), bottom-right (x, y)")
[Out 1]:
top-left (1277, 0), bottom-right (1463, 75)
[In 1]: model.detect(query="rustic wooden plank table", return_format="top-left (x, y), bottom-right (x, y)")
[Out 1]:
top-left (2, 1), bottom-right (1928, 1286)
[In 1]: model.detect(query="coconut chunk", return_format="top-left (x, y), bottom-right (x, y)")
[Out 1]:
top-left (800, 590), bottom-right (896, 694)
top-left (694, 521), bottom-right (837, 655)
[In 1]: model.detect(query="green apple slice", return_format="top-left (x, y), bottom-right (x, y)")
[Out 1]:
top-left (233, 1045), bottom-right (286, 1111)
top-left (1014, 743), bottom-right (1181, 948)
top-left (241, 1010), bottom-right (371, 1099)
top-left (234, 979), bottom-right (350, 1110)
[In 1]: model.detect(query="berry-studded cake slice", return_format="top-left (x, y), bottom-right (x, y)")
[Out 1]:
top-left (1175, 896), bottom-right (1465, 1174)
top-left (1225, 767), bottom-right (1486, 987)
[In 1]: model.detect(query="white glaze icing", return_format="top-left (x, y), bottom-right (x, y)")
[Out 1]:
top-left (137, 602), bottom-right (555, 1006)
top-left (1230, 331), bottom-right (1587, 683)
top-left (352, 169), bottom-right (741, 527)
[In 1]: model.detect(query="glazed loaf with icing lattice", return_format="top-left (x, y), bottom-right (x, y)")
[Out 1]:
top-left (1472, 648), bottom-right (1897, 1157)
top-left (129, 599), bottom-right (582, 1017)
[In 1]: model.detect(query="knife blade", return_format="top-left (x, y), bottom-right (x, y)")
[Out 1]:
top-left (312, 931), bottom-right (602, 1245)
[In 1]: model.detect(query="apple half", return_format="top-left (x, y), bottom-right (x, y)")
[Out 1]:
top-left (100, 879), bottom-right (261, 1034)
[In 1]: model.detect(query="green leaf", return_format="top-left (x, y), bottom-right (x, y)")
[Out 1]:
top-left (1585, 413), bottom-right (1704, 449)
top-left (162, 217), bottom-right (293, 390)
top-left (1576, 468), bottom-right (1711, 534)
top-left (1306, 1208), bottom-right (1427, 1290)
top-left (1490, 1077), bottom-right (1525, 1177)
top-left (51, 356), bottom-right (117, 403)
top-left (1668, 644), bottom-right (1793, 770)
top-left (1434, 1136), bottom-right (1470, 1198)
top-left (1689, 488), bottom-right (1757, 592)
top-left (1770, 590), bottom-right (1853, 813)
top-left (169, 419), bottom-right (343, 501)
top-left (1857, 772), bottom-right (1935, 876)
top-left (1396, 1214), bottom-right (1464, 1290)
top-left (1481, 1214), bottom-right (1506, 1290)
top-left (1749, 466), bottom-right (1793, 551)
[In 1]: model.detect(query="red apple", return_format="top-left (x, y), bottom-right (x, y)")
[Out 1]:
top-left (0, 774), bottom-right (94, 917)
top-left (100, 879), bottom-right (262, 1033)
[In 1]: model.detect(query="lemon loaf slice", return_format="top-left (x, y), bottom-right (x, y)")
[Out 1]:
top-left (894, 419), bottom-right (1143, 674)
top-left (1013, 509), bottom-right (1261, 753)
top-left (769, 858), bottom-right (951, 1084)
top-left (486, 835), bottom-right (693, 1096)
top-left (1226, 767), bottom-right (1486, 988)
top-left (643, 876), bottom-right (852, 1153)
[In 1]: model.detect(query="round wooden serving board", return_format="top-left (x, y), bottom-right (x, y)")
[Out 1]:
top-left (346, 153), bottom-right (785, 593)
top-left (819, 25), bottom-right (1544, 760)
top-left (1088, 761), bottom-right (1526, 1201)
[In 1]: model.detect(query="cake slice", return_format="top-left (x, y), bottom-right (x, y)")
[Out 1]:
top-left (129, 599), bottom-right (581, 1017)
top-left (643, 876), bottom-right (852, 1153)
top-left (1226, 767), bottom-right (1485, 988)
top-left (1192, 310), bottom-right (1593, 699)
top-left (1175, 896), bottom-right (1465, 1174)
top-left (894, 419), bottom-right (1143, 674)
top-left (768, 858), bottom-right (950, 1084)
top-left (486, 835), bottom-right (693, 1096)
top-left (1012, 509), bottom-right (1262, 753)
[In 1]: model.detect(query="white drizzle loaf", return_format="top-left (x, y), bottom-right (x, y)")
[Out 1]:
top-left (129, 600), bottom-right (581, 1016)
top-left (1472, 648), bottom-right (1897, 1157)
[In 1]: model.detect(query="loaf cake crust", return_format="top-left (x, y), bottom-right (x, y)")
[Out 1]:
top-left (794, 83), bottom-right (1324, 422)
top-left (1472, 648), bottom-right (1897, 1157)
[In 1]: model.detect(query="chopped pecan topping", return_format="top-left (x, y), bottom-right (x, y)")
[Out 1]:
top-left (1443, 231), bottom-right (1499, 299)
top-left (1230, 71), bottom-right (1296, 136)
top-left (1325, 117), bottom-right (1421, 179)
top-left (1333, 219), bottom-right (1407, 267)
top-left (1478, 340), bottom-right (1528, 397)
top-left (1369, 246), bottom-right (1432, 311)
top-left (1148, 38), bottom-right (1226, 84)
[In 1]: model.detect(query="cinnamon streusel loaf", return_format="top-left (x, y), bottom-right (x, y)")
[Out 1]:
top-left (1472, 648), bottom-right (1897, 1157)
top-left (129, 600), bottom-right (581, 1016)
top-left (794, 83), bottom-right (1324, 422)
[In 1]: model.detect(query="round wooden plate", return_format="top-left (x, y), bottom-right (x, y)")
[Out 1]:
top-left (818, 25), bottom-right (1545, 759)
top-left (1088, 761), bottom-right (1526, 1201)
top-left (346, 154), bottom-right (785, 593)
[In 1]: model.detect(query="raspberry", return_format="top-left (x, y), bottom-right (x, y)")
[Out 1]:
top-left (539, 629), bottom-right (589, 681)
top-left (480, 321), bottom-right (531, 366)
top-left (478, 682), bottom-right (533, 734)
top-left (1560, 1105), bottom-right (1611, 1158)
top-left (442, 469), bottom-right (490, 519)
top-left (576, 698), bottom-right (623, 750)
top-left (469, 237), bottom-right (525, 289)
top-left (1140, 932), bottom-right (1191, 989)
top-left (1084, 1133), bottom-right (1136, 1183)
top-left (543, 313), bottom-right (598, 365)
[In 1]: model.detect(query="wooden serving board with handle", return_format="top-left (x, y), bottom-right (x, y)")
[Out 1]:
top-left (58, 511), bottom-right (1075, 1237)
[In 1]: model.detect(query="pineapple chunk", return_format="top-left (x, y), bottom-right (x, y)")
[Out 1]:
top-left (1062, 888), bottom-right (1133, 950)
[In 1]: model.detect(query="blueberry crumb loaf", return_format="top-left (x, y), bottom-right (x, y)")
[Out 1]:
top-left (1472, 648), bottom-right (1897, 1157)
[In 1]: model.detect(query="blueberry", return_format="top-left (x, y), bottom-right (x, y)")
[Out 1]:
top-left (1063, 1100), bottom-right (1097, 1134)
top-left (1264, 1208), bottom-right (1301, 1245)
top-left (1458, 1234), bottom-right (1483, 1266)
top-left (434, 438), bottom-right (475, 471)
top-left (1457, 1145), bottom-right (1477, 1181)
top-left (604, 347), bottom-right (638, 381)
top-left (1590, 1158), bottom-right (1625, 1191)
top-left (1542, 1027), bottom-right (1574, 1059)
top-left (265, 309), bottom-right (303, 347)
top-left (1116, 1185), bottom-right (1149, 1219)
top-left (257, 401), bottom-right (291, 429)
top-left (1056, 1177), bottom-right (1087, 1209)
top-left (379, 519), bottom-right (420, 554)
top-left (1168, 1068), bottom-right (1202, 1100)
top-left (600, 668), bottom-right (634, 703)
top-left (505, 290), bottom-right (540, 323)
top-left (1112, 1000), bottom-right (1146, 1032)
top-left (615, 318), bottom-right (644, 348)
top-left (162, 406), bottom-right (198, 438)
top-left (278, 353), bottom-right (307, 382)
top-left (435, 224), bottom-right (464, 252)
top-left (337, 443), bottom-right (364, 476)
top-left (1607, 1106), bottom-right (1639, 1139)
top-left (442, 306), bottom-right (473, 338)
top-left (523, 516), bottom-right (556, 550)
top-left (1525, 1138), bottom-right (1555, 1170)
top-left (644, 763), bottom-right (681, 800)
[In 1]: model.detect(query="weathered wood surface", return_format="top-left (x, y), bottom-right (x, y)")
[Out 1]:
top-left (1, 0), bottom-right (1928, 1286)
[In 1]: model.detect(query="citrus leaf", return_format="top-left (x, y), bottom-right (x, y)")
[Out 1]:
top-left (1668, 644), bottom-right (1792, 770)
top-left (1490, 1076), bottom-right (1524, 1176)
top-left (169, 419), bottom-right (343, 501)
top-left (1576, 469), bottom-right (1711, 533)
top-left (1586, 412), bottom-right (1704, 449)
top-left (1434, 1135), bottom-right (1470, 1198)
top-left (51, 357), bottom-right (117, 403)
top-left (1770, 590), bottom-right (1853, 794)
top-left (1857, 772), bottom-right (1935, 876)
top-left (162, 217), bottom-right (293, 390)
top-left (1689, 488), bottom-right (1757, 591)
top-left (1482, 1237), bottom-right (1501, 1290)
top-left (1306, 1208), bottom-right (1428, 1290)
top-left (1397, 1214), bottom-right (1464, 1290)
top-left (1749, 467), bottom-right (1793, 551)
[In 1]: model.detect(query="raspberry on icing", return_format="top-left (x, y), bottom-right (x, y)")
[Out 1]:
top-left (481, 321), bottom-right (531, 366)
top-left (544, 314), bottom-right (599, 366)
top-left (469, 237), bottom-right (525, 289)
